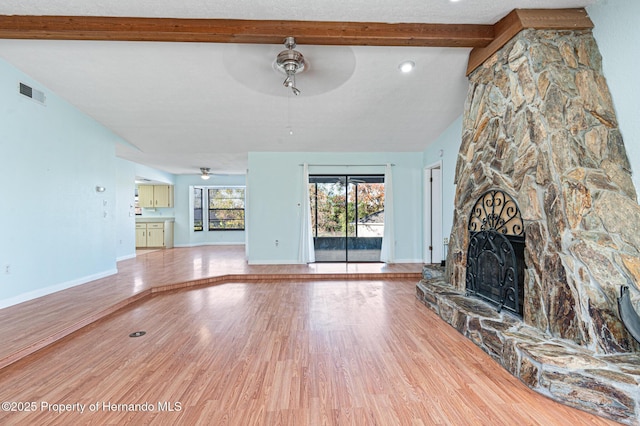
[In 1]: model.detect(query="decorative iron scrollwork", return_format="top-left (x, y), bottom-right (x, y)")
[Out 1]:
top-left (468, 190), bottom-right (523, 236)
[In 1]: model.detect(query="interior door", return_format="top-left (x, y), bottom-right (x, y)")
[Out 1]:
top-left (425, 165), bottom-right (443, 264)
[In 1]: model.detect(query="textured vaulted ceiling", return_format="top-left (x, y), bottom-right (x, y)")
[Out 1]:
top-left (0, 0), bottom-right (596, 175)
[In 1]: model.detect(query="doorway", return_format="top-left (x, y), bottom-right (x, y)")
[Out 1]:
top-left (309, 175), bottom-right (385, 262)
top-left (424, 164), bottom-right (443, 264)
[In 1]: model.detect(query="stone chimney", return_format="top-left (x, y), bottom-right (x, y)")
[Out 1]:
top-left (446, 27), bottom-right (640, 355)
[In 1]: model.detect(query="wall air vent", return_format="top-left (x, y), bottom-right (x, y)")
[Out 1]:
top-left (19, 82), bottom-right (46, 105)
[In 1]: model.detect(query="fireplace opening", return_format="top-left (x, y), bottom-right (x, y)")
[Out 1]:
top-left (466, 190), bottom-right (525, 317)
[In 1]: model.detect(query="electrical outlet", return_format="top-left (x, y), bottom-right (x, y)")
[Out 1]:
top-left (5, 264), bottom-right (10, 274)
top-left (443, 237), bottom-right (449, 245)
top-left (275, 240), bottom-right (279, 247)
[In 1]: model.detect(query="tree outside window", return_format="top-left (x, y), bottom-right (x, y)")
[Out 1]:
top-left (309, 176), bottom-right (384, 237)
top-left (208, 188), bottom-right (245, 230)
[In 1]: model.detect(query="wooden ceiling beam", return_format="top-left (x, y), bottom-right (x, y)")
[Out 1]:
top-left (0, 15), bottom-right (494, 48)
top-left (467, 8), bottom-right (593, 74)
top-left (0, 9), bottom-right (595, 75)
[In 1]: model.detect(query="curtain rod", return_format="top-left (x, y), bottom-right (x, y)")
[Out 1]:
top-left (299, 163), bottom-right (395, 167)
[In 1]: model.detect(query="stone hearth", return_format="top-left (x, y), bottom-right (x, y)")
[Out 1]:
top-left (417, 266), bottom-right (640, 424)
top-left (417, 22), bottom-right (640, 424)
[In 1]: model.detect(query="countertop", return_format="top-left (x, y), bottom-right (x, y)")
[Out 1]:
top-left (135, 217), bottom-right (175, 223)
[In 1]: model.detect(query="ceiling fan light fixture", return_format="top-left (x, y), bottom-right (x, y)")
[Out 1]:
top-left (275, 37), bottom-right (306, 95)
top-left (200, 167), bottom-right (211, 180)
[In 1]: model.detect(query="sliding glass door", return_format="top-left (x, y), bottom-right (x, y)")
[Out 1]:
top-left (309, 175), bottom-right (385, 262)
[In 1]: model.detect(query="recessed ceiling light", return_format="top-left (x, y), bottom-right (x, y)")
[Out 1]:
top-left (399, 61), bottom-right (415, 73)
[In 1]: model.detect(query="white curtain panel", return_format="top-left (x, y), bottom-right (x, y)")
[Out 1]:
top-left (244, 171), bottom-right (250, 258)
top-left (298, 163), bottom-right (316, 263)
top-left (380, 163), bottom-right (395, 263)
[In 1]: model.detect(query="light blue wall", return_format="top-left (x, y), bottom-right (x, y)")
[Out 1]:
top-left (0, 58), bottom-right (122, 308)
top-left (134, 163), bottom-right (175, 185)
top-left (423, 115), bottom-right (463, 243)
top-left (247, 152), bottom-right (423, 264)
top-left (589, 0), bottom-right (640, 199)
top-left (174, 174), bottom-right (246, 247)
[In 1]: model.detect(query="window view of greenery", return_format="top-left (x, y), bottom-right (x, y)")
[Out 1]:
top-left (194, 188), bottom-right (203, 232)
top-left (309, 176), bottom-right (384, 238)
top-left (208, 188), bottom-right (245, 231)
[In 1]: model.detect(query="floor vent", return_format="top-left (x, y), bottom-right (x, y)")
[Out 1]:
top-left (19, 82), bottom-right (46, 105)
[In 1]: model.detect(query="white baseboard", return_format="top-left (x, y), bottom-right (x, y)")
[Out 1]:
top-left (247, 259), bottom-right (302, 265)
top-left (117, 253), bottom-right (136, 262)
top-left (392, 258), bottom-right (424, 264)
top-left (247, 258), bottom-right (423, 265)
top-left (174, 242), bottom-right (246, 248)
top-left (0, 268), bottom-right (118, 310)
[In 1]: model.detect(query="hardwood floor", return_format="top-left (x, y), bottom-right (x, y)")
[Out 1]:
top-left (0, 245), bottom-right (421, 370)
top-left (0, 247), bottom-right (618, 424)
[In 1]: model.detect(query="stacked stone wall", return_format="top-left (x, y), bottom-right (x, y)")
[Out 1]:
top-left (447, 29), bottom-right (640, 354)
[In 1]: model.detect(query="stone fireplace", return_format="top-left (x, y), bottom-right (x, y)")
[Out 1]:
top-left (450, 25), bottom-right (640, 353)
top-left (417, 11), bottom-right (640, 424)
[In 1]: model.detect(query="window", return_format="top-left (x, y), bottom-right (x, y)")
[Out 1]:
top-left (193, 188), bottom-right (203, 231)
top-left (193, 186), bottom-right (245, 231)
top-left (208, 188), bottom-right (245, 230)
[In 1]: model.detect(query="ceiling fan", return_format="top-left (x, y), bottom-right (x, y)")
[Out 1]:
top-left (274, 37), bottom-right (307, 96)
top-left (222, 38), bottom-right (355, 97)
